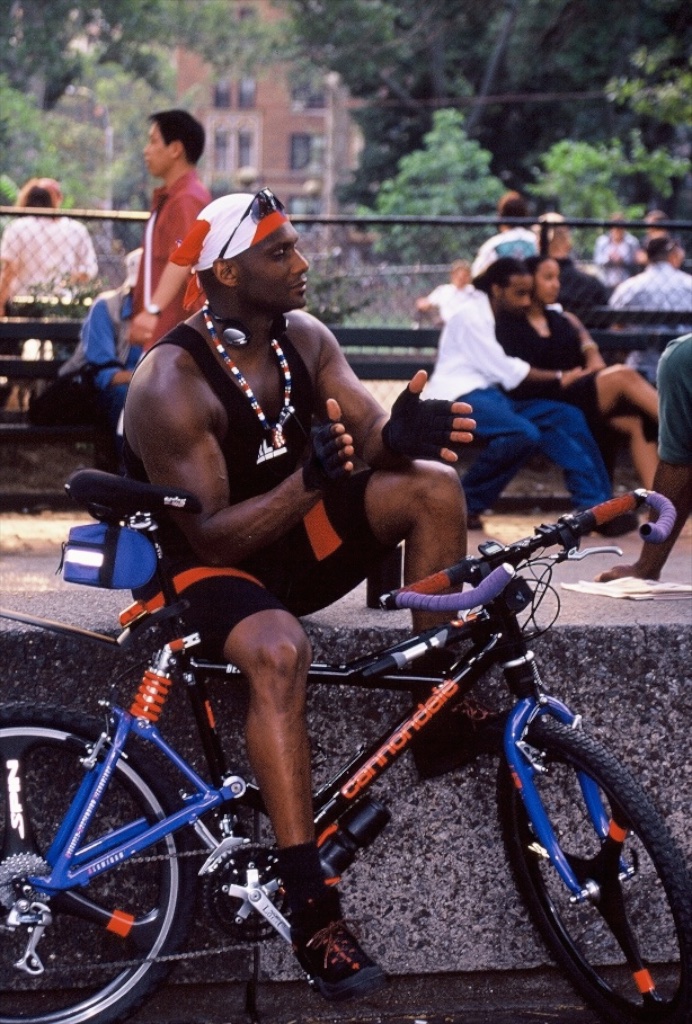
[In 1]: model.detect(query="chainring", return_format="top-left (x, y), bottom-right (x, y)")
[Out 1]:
top-left (201, 843), bottom-right (286, 942)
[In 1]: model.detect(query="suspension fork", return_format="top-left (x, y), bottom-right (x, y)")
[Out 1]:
top-left (501, 647), bottom-right (618, 900)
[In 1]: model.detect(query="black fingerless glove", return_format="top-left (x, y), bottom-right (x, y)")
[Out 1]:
top-left (302, 421), bottom-right (348, 491)
top-left (382, 384), bottom-right (460, 460)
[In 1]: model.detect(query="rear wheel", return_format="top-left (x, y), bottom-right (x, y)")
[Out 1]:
top-left (0, 704), bottom-right (197, 1024)
top-left (498, 720), bottom-right (692, 1024)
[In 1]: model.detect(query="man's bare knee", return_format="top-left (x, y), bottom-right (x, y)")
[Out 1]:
top-left (366, 461), bottom-right (465, 552)
top-left (247, 635), bottom-right (312, 715)
top-left (406, 461), bottom-right (464, 515)
top-left (225, 613), bottom-right (312, 705)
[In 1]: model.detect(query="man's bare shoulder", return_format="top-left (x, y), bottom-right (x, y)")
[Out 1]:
top-left (126, 334), bottom-right (223, 453)
top-left (284, 309), bottom-right (342, 370)
top-left (130, 339), bottom-right (203, 399)
top-left (285, 308), bottom-right (335, 341)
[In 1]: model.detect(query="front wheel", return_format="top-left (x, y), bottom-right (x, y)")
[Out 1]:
top-left (498, 720), bottom-right (692, 1024)
top-left (0, 704), bottom-right (197, 1024)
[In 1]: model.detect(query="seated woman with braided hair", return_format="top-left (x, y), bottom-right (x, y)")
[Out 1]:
top-left (495, 253), bottom-right (659, 487)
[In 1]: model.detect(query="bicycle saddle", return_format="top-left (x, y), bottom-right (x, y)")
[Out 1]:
top-left (65, 469), bottom-right (202, 518)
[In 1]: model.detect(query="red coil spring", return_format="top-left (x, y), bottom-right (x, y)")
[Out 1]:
top-left (130, 669), bottom-right (172, 722)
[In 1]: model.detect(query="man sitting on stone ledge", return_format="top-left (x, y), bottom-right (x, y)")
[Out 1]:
top-left (122, 189), bottom-right (475, 1003)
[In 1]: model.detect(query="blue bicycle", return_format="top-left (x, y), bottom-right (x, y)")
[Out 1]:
top-left (1, 469), bottom-right (690, 1024)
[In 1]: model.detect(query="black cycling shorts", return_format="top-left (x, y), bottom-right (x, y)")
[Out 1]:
top-left (137, 470), bottom-right (395, 659)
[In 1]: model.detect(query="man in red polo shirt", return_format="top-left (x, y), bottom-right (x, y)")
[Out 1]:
top-left (130, 109), bottom-right (211, 350)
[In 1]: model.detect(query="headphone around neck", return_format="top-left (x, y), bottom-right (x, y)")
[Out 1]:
top-left (209, 310), bottom-right (288, 348)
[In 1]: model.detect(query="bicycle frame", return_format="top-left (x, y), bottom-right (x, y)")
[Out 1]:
top-left (17, 590), bottom-right (618, 919)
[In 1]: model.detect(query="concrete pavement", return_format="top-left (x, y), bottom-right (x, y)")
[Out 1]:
top-left (1, 508), bottom-right (690, 632)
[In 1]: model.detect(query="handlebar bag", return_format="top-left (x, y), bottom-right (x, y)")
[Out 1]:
top-left (61, 523), bottom-right (157, 589)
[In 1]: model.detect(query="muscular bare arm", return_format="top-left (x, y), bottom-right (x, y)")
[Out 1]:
top-left (124, 343), bottom-right (327, 566)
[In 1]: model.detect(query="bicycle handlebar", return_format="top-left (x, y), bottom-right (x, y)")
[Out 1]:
top-left (637, 491), bottom-right (677, 544)
top-left (386, 564), bottom-right (514, 613)
top-left (380, 490), bottom-right (676, 613)
top-left (574, 489), bottom-right (675, 543)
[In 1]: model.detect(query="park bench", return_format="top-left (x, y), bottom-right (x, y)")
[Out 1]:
top-left (1, 311), bottom-right (686, 512)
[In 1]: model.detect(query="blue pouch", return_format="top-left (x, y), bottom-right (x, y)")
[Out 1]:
top-left (61, 523), bottom-right (157, 590)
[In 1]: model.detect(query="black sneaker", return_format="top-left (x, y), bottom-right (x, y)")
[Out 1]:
top-left (292, 894), bottom-right (386, 1002)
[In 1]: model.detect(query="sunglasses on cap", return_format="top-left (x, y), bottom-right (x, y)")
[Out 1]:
top-left (217, 188), bottom-right (286, 260)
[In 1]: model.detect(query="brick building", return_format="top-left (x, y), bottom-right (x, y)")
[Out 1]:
top-left (176, 1), bottom-right (360, 216)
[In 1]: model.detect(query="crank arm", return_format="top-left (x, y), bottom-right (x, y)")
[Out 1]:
top-left (225, 876), bottom-right (290, 942)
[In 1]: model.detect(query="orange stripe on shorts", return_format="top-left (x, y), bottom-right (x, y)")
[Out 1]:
top-left (304, 500), bottom-right (342, 561)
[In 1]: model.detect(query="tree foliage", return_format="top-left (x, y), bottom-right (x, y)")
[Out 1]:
top-left (175, 0), bottom-right (286, 76)
top-left (0, 0), bottom-right (175, 109)
top-left (607, 43), bottom-right (692, 128)
top-left (0, 75), bottom-right (45, 194)
top-left (366, 109), bottom-right (504, 264)
top-left (278, 0), bottom-right (691, 212)
top-left (0, 0), bottom-right (689, 223)
top-left (530, 134), bottom-right (688, 219)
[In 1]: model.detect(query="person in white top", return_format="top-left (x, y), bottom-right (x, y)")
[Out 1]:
top-left (470, 191), bottom-right (537, 278)
top-left (426, 257), bottom-right (634, 533)
top-left (609, 235), bottom-right (692, 385)
top-left (609, 236), bottom-right (692, 313)
top-left (0, 179), bottom-right (98, 314)
top-left (415, 259), bottom-right (474, 325)
top-left (593, 215), bottom-right (643, 289)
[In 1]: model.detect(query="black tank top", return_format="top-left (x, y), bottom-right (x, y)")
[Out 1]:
top-left (123, 322), bottom-right (315, 556)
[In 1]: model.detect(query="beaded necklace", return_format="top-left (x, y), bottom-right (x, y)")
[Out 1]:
top-left (203, 305), bottom-right (293, 449)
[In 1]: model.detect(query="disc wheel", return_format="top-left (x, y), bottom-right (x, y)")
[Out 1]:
top-left (498, 719), bottom-right (692, 1023)
top-left (0, 704), bottom-right (197, 1024)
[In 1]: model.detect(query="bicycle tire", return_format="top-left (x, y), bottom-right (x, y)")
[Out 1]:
top-left (0, 703), bottom-right (197, 1024)
top-left (497, 719), bottom-right (692, 1024)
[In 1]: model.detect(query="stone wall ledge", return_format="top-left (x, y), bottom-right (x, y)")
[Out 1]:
top-left (2, 617), bottom-right (690, 985)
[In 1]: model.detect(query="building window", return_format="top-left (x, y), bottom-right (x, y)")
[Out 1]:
top-left (291, 84), bottom-right (326, 110)
top-left (288, 195), bottom-right (322, 216)
top-left (213, 78), bottom-right (232, 108)
top-left (238, 77), bottom-right (256, 109)
top-left (290, 133), bottom-right (325, 172)
top-left (237, 129), bottom-right (253, 169)
top-left (214, 129), bottom-right (231, 173)
top-left (290, 134), bottom-right (311, 171)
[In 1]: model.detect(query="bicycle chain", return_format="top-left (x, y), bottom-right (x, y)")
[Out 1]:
top-left (29, 939), bottom-right (257, 974)
top-left (8, 846), bottom-right (284, 975)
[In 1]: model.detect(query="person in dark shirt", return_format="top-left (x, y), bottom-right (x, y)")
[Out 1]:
top-left (596, 335), bottom-right (692, 583)
top-left (495, 254), bottom-right (659, 486)
top-left (123, 189), bottom-right (474, 1003)
top-left (536, 213), bottom-right (610, 311)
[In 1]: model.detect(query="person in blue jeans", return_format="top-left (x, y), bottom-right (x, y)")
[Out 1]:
top-left (426, 257), bottom-right (637, 535)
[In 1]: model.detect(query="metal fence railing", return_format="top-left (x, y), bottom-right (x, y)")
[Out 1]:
top-left (1, 207), bottom-right (690, 326)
